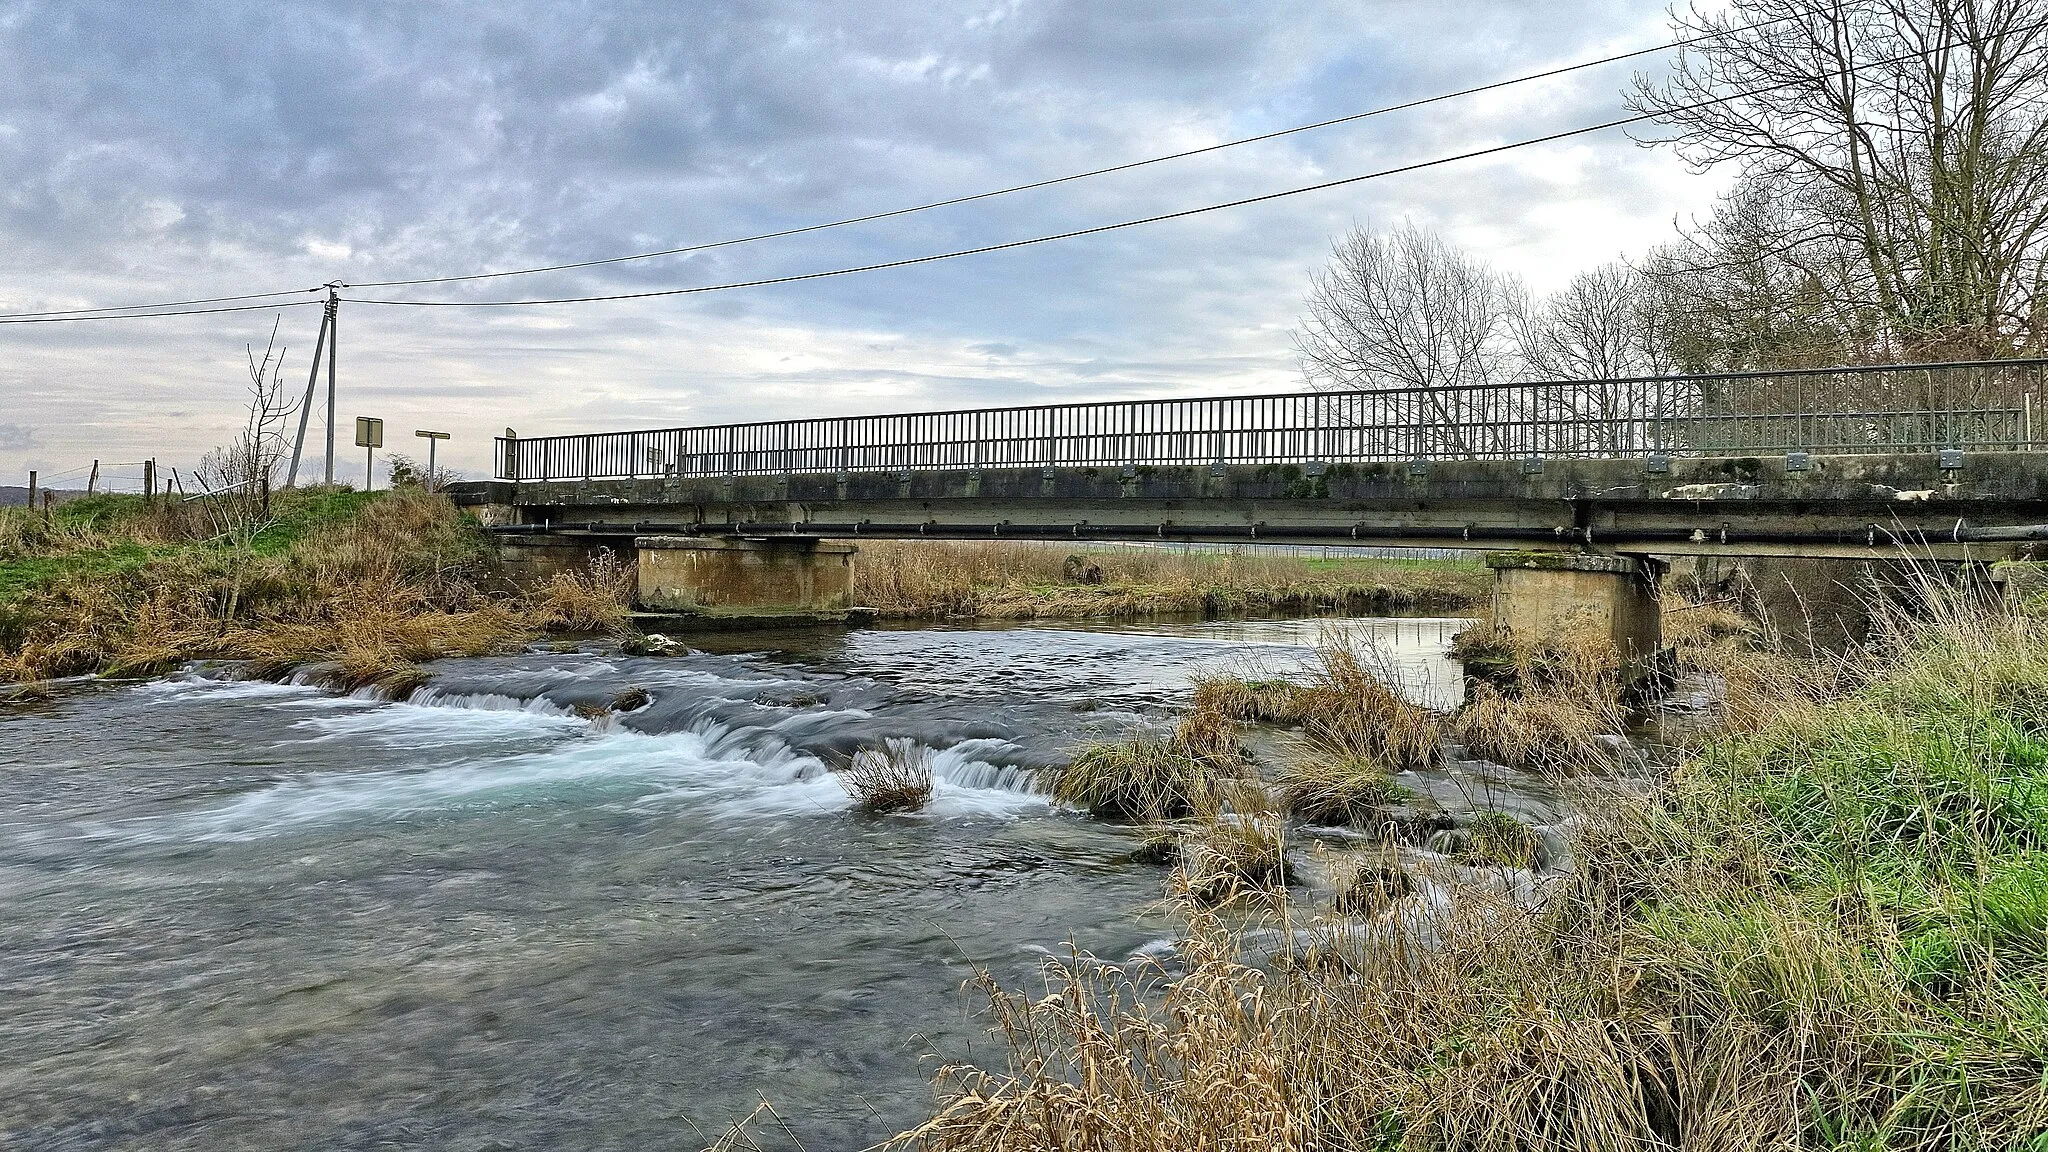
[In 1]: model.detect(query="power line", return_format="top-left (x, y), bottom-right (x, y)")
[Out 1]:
top-left (0, 298), bottom-right (321, 326)
top-left (0, 285), bottom-right (323, 322)
top-left (343, 18), bottom-right (1797, 292)
top-left (343, 24), bottom-right (1996, 311)
top-left (0, 14), bottom-right (1794, 320)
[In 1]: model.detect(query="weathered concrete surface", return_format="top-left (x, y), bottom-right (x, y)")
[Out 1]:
top-left (448, 450), bottom-right (2048, 562)
top-left (491, 533), bottom-right (627, 591)
top-left (1484, 551), bottom-right (1663, 679)
top-left (635, 536), bottom-right (855, 616)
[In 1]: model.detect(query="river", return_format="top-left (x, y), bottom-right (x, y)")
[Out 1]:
top-left (3, 616), bottom-right (1495, 1151)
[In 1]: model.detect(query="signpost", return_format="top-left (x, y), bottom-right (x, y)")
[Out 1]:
top-left (354, 416), bottom-right (384, 492)
top-left (414, 429), bottom-right (451, 490)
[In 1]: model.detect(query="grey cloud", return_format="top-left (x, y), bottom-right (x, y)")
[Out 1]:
top-left (0, 423), bottom-right (37, 449)
top-left (0, 0), bottom-right (1711, 484)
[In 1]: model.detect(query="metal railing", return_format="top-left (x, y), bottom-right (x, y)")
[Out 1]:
top-left (495, 357), bottom-right (2048, 482)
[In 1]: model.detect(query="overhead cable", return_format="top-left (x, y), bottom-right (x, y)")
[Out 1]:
top-left (0, 298), bottom-right (322, 326)
top-left (342, 15), bottom-right (1802, 291)
top-left (0, 13), bottom-right (1798, 320)
top-left (343, 23), bottom-right (2006, 310)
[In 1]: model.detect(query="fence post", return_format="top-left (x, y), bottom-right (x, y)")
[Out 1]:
top-left (25, 470), bottom-right (35, 510)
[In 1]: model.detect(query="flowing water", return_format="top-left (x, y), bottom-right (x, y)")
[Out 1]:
top-left (1, 615), bottom-right (1527, 1151)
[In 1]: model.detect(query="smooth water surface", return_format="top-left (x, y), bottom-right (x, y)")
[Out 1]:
top-left (1, 617), bottom-right (1473, 1151)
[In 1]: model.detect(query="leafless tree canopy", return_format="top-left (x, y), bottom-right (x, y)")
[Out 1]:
top-left (194, 320), bottom-right (297, 541)
top-left (1296, 221), bottom-right (1522, 393)
top-left (1630, 0), bottom-right (2048, 361)
top-left (1514, 260), bottom-right (1674, 380)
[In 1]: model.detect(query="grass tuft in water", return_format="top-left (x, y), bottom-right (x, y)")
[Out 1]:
top-left (840, 739), bottom-right (936, 814)
top-left (1175, 816), bottom-right (1294, 908)
top-left (1276, 758), bottom-right (1407, 827)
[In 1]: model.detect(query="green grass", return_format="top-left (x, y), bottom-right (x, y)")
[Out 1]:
top-left (0, 488), bottom-right (381, 605)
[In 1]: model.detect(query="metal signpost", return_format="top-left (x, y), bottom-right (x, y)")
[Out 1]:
top-left (414, 429), bottom-right (451, 490)
top-left (355, 416), bottom-right (384, 492)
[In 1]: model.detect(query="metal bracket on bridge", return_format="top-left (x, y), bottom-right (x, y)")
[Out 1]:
top-left (1522, 457), bottom-right (1544, 475)
top-left (1786, 451), bottom-right (1811, 472)
top-left (1939, 448), bottom-right (1965, 470)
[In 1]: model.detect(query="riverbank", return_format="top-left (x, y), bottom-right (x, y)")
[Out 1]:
top-left (897, 596), bottom-right (2048, 1149)
top-left (0, 494), bottom-right (1486, 685)
top-left (851, 539), bottom-right (1487, 619)
top-left (0, 488), bottom-right (629, 687)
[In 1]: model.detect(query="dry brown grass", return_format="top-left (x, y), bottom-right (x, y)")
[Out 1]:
top-left (1175, 816), bottom-right (1294, 907)
top-left (1274, 758), bottom-right (1405, 827)
top-left (850, 539), bottom-right (1486, 620)
top-left (838, 739), bottom-right (936, 813)
top-left (1449, 683), bottom-right (1621, 773)
top-left (1051, 703), bottom-right (1260, 822)
top-left (1201, 633), bottom-right (1446, 774)
top-left (525, 549), bottom-right (635, 634)
top-left (0, 488), bottom-right (542, 685)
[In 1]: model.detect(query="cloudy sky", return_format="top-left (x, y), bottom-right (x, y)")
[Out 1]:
top-left (0, 0), bottom-right (1728, 488)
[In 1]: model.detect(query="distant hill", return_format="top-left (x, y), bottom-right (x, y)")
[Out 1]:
top-left (0, 486), bottom-right (88, 508)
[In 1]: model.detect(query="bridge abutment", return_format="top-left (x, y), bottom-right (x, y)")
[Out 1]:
top-left (492, 533), bottom-right (629, 590)
top-left (1484, 552), bottom-right (1664, 683)
top-left (634, 536), bottom-right (856, 618)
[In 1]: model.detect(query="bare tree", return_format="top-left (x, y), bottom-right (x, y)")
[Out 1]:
top-left (194, 320), bottom-right (297, 543)
top-left (1296, 221), bottom-right (1522, 455)
top-left (1515, 260), bottom-right (1675, 380)
top-left (1630, 0), bottom-right (2048, 358)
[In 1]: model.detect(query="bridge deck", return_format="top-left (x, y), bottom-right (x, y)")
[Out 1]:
top-left (450, 450), bottom-right (2048, 563)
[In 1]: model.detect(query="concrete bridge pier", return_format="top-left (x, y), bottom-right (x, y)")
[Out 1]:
top-left (634, 536), bottom-right (857, 619)
top-left (1483, 552), bottom-right (1664, 683)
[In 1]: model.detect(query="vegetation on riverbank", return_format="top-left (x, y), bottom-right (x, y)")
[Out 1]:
top-left (851, 539), bottom-right (1487, 620)
top-left (0, 488), bottom-right (632, 687)
top-left (896, 596), bottom-right (2048, 1150)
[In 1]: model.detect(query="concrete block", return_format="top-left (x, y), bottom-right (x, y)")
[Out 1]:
top-left (1484, 551), bottom-right (1663, 681)
top-left (635, 536), bottom-right (855, 615)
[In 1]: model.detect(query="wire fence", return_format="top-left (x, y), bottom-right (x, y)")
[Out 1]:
top-left (7, 459), bottom-right (174, 507)
top-left (495, 357), bottom-right (2048, 482)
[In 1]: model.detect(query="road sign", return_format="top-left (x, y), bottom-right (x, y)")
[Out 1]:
top-left (415, 429), bottom-right (451, 490)
top-left (354, 417), bottom-right (384, 448)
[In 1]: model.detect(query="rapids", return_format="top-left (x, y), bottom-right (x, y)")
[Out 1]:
top-left (1, 616), bottom-right (1513, 1150)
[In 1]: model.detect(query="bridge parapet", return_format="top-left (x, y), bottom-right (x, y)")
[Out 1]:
top-left (494, 358), bottom-right (2048, 483)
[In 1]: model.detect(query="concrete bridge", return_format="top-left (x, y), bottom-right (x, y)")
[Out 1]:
top-left (447, 357), bottom-right (2048, 674)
